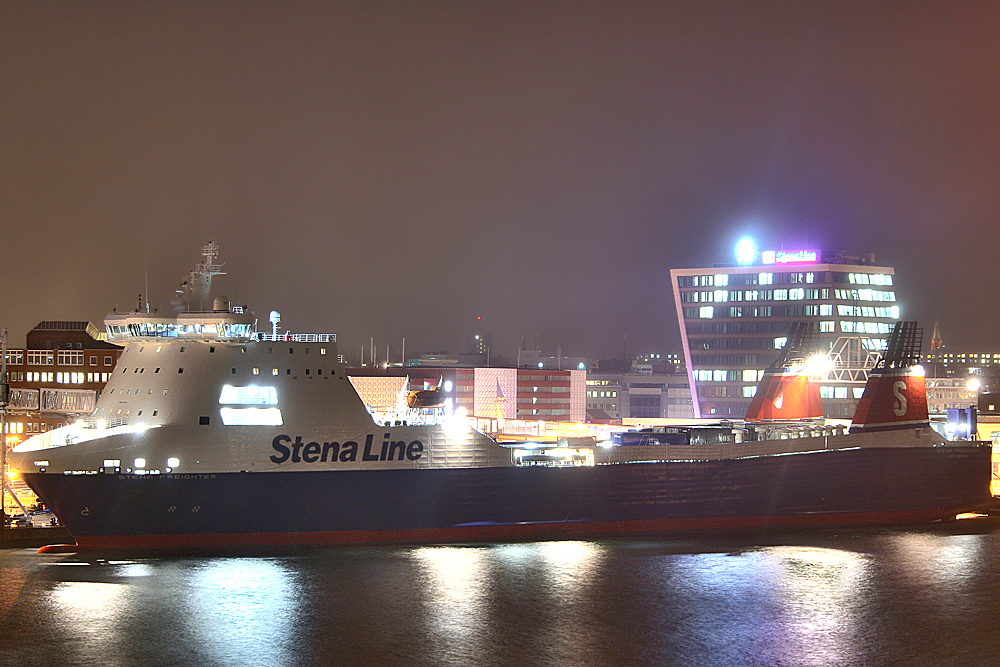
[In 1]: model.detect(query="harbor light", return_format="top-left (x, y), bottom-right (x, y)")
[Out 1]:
top-left (735, 237), bottom-right (755, 265)
top-left (804, 353), bottom-right (834, 379)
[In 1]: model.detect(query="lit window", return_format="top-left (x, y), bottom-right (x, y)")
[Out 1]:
top-left (774, 337), bottom-right (787, 349)
top-left (218, 385), bottom-right (278, 405)
top-left (699, 306), bottom-right (714, 319)
top-left (220, 408), bottom-right (283, 426)
top-left (743, 386), bottom-right (756, 398)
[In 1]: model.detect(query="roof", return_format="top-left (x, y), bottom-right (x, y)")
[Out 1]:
top-left (32, 321), bottom-right (93, 331)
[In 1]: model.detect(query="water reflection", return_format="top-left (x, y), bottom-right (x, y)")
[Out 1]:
top-left (3, 526), bottom-right (1000, 667)
top-left (409, 541), bottom-right (609, 665)
top-left (181, 558), bottom-right (301, 667)
top-left (759, 546), bottom-right (870, 666)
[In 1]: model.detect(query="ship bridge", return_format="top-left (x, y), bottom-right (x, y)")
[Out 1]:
top-left (105, 311), bottom-right (258, 343)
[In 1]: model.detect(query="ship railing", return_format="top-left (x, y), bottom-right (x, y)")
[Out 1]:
top-left (254, 333), bottom-right (336, 343)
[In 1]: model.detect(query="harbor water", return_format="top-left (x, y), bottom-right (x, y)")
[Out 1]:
top-left (3, 523), bottom-right (1000, 667)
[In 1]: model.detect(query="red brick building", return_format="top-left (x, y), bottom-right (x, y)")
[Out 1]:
top-left (3, 321), bottom-right (122, 446)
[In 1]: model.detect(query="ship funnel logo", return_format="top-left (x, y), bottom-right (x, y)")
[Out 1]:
top-left (892, 381), bottom-right (908, 417)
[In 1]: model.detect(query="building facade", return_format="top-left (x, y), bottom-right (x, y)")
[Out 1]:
top-left (586, 372), bottom-right (694, 421)
top-left (930, 352), bottom-right (1000, 368)
top-left (3, 321), bottom-right (122, 447)
top-left (348, 366), bottom-right (586, 422)
top-left (671, 250), bottom-right (899, 419)
top-left (925, 377), bottom-right (978, 415)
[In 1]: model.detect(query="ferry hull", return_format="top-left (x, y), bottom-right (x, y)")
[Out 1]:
top-left (22, 445), bottom-right (993, 550)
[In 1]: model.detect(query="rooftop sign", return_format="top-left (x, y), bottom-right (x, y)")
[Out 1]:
top-left (761, 249), bottom-right (819, 265)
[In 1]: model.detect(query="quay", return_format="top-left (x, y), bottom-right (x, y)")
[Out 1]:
top-left (1, 524), bottom-right (73, 549)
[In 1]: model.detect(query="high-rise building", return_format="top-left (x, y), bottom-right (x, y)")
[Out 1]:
top-left (671, 247), bottom-right (899, 419)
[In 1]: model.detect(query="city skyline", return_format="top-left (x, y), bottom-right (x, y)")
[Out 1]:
top-left (3, 3), bottom-right (999, 360)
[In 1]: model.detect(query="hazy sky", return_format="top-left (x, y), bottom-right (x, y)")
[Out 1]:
top-left (2, 2), bottom-right (999, 362)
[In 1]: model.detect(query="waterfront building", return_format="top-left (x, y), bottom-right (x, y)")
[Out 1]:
top-left (3, 321), bottom-right (122, 447)
top-left (671, 247), bottom-right (899, 419)
top-left (586, 372), bottom-right (694, 421)
top-left (348, 366), bottom-right (586, 422)
top-left (925, 377), bottom-right (978, 415)
top-left (928, 351), bottom-right (1000, 368)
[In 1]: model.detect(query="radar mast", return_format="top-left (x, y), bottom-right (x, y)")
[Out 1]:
top-left (173, 241), bottom-right (226, 312)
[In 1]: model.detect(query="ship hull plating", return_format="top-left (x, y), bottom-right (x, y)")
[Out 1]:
top-left (23, 445), bottom-right (993, 550)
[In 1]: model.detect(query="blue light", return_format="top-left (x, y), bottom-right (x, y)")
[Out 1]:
top-left (735, 237), bottom-right (755, 265)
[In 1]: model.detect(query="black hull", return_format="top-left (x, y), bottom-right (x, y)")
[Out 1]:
top-left (23, 446), bottom-right (993, 550)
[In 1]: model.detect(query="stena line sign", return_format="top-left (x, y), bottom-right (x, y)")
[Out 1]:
top-left (269, 434), bottom-right (424, 464)
top-left (762, 249), bottom-right (818, 265)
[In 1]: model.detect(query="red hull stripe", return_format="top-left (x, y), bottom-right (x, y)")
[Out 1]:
top-left (70, 508), bottom-right (974, 550)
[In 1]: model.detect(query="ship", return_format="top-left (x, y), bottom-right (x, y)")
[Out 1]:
top-left (7, 244), bottom-right (993, 551)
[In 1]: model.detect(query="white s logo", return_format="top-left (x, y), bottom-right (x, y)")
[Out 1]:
top-left (892, 381), bottom-right (907, 417)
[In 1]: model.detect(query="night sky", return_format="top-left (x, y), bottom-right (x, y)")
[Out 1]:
top-left (3, 3), bottom-right (999, 363)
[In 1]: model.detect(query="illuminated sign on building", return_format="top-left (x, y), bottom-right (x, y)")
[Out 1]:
top-left (761, 250), bottom-right (819, 265)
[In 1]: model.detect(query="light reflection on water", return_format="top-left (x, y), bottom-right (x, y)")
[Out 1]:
top-left (1, 525), bottom-right (1000, 667)
top-left (181, 559), bottom-right (301, 667)
top-left (410, 541), bottom-right (609, 665)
